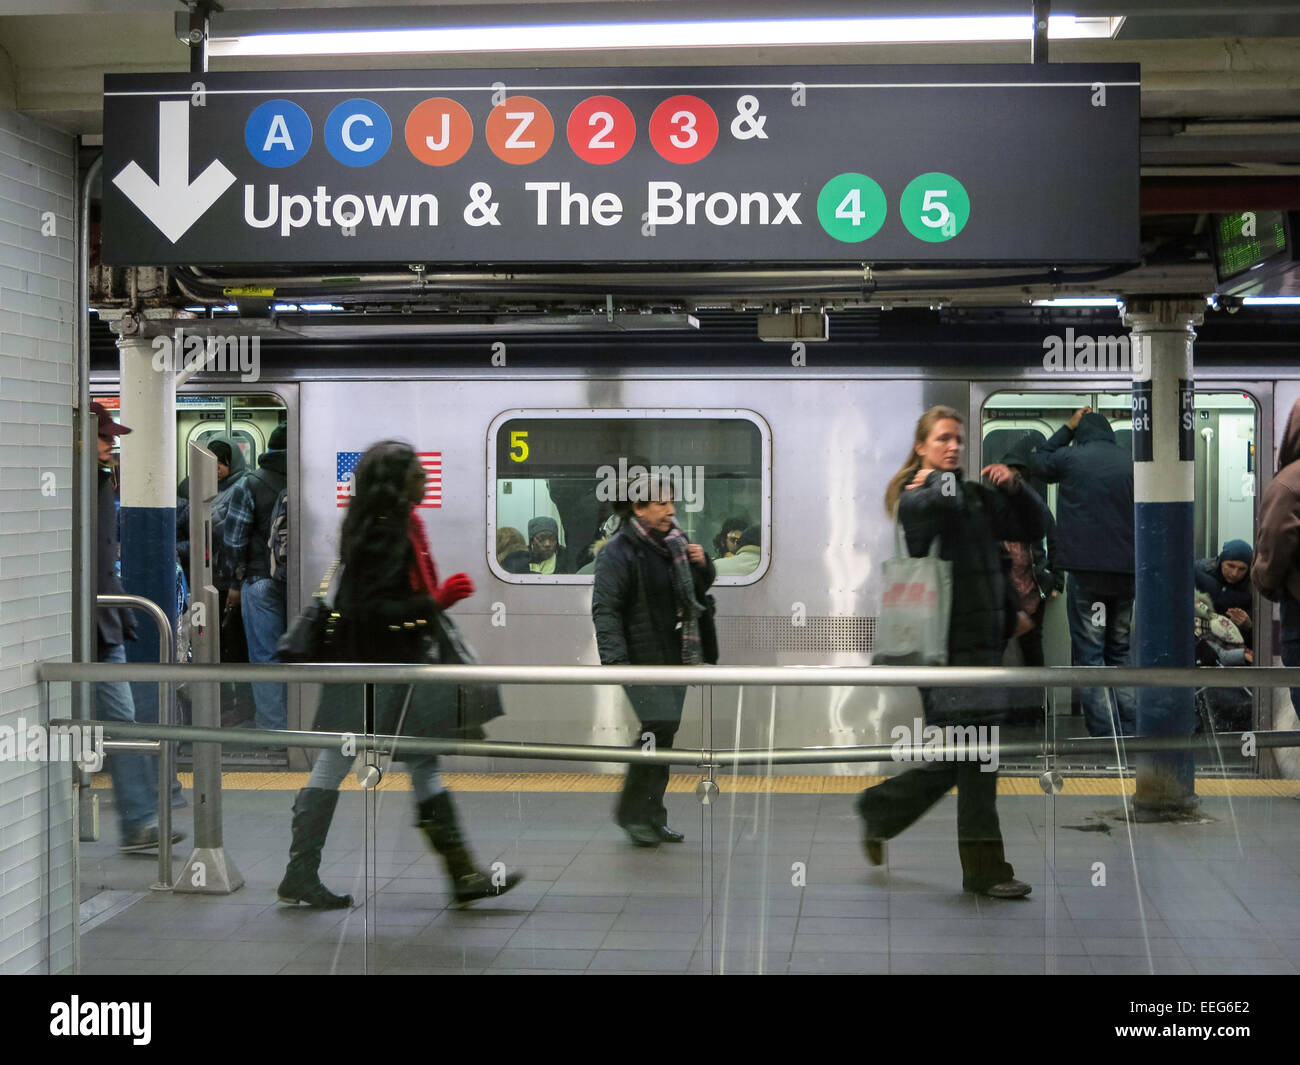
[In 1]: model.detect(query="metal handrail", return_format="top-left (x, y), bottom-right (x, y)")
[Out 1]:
top-left (50, 718), bottom-right (1300, 767)
top-left (93, 594), bottom-right (176, 890)
top-left (39, 660), bottom-right (1298, 689)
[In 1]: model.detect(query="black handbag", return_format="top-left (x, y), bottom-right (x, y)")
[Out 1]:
top-left (700, 593), bottom-right (720, 665)
top-left (420, 611), bottom-right (505, 739)
top-left (277, 561), bottom-right (343, 663)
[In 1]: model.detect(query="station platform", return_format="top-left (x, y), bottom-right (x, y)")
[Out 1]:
top-left (74, 773), bottom-right (1300, 976)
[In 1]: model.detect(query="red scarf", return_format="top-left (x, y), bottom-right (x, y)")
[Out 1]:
top-left (408, 510), bottom-right (440, 596)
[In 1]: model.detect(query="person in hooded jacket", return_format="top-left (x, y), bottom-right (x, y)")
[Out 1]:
top-left (224, 425), bottom-right (288, 731)
top-left (1195, 539), bottom-right (1253, 638)
top-left (277, 440), bottom-right (523, 908)
top-left (857, 406), bottom-right (1049, 898)
top-left (1029, 407), bottom-right (1137, 737)
top-left (1252, 398), bottom-right (1300, 719)
top-left (592, 474), bottom-right (716, 846)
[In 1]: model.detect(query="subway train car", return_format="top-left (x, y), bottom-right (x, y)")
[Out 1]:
top-left (91, 312), bottom-right (1298, 780)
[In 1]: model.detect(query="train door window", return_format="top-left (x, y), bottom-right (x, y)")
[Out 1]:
top-left (177, 395), bottom-right (284, 487)
top-left (488, 410), bottom-right (771, 584)
top-left (983, 389), bottom-right (1260, 770)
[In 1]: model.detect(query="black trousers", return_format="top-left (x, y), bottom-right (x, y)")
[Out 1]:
top-left (858, 758), bottom-right (1013, 892)
top-left (616, 684), bottom-right (686, 828)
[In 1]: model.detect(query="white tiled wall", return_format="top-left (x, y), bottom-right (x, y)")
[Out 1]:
top-left (0, 107), bottom-right (75, 974)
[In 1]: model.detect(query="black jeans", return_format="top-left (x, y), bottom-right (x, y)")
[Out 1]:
top-left (858, 761), bottom-right (1013, 891)
top-left (857, 693), bottom-right (1013, 890)
top-left (616, 684), bottom-right (686, 827)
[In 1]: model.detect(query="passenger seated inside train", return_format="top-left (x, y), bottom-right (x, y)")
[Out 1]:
top-left (1193, 540), bottom-right (1255, 733)
top-left (576, 514), bottom-right (621, 575)
top-left (713, 525), bottom-right (761, 576)
top-left (524, 516), bottom-right (576, 574)
top-left (1195, 538), bottom-right (1253, 639)
top-left (711, 516), bottom-right (747, 559)
top-left (496, 526), bottom-right (527, 571)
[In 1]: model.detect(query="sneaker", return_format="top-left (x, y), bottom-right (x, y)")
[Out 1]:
top-left (120, 826), bottom-right (187, 853)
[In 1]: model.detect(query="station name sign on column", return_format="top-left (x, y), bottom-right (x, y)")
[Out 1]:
top-left (102, 64), bottom-right (1139, 267)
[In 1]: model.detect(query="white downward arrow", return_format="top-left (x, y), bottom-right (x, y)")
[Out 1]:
top-left (112, 100), bottom-right (236, 244)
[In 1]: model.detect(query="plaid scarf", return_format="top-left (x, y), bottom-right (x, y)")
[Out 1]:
top-left (629, 516), bottom-right (705, 665)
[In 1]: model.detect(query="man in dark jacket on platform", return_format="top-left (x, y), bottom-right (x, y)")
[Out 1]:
top-left (1030, 407), bottom-right (1137, 736)
top-left (89, 403), bottom-right (185, 852)
top-left (592, 491), bottom-right (715, 846)
top-left (224, 424), bottom-right (288, 731)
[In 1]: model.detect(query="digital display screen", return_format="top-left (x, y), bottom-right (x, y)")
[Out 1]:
top-left (1214, 210), bottom-right (1290, 280)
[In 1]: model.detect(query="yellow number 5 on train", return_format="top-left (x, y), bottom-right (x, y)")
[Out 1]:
top-left (509, 429), bottom-right (529, 462)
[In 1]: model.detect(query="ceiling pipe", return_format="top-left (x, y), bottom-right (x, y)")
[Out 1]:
top-left (1141, 179), bottom-right (1300, 214)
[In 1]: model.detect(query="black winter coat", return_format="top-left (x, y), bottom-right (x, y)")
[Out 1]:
top-left (1029, 414), bottom-right (1134, 575)
top-left (898, 469), bottom-right (1050, 722)
top-left (1194, 556), bottom-right (1253, 620)
top-left (310, 542), bottom-right (455, 741)
top-left (592, 526), bottom-right (715, 666)
top-left (592, 526), bottom-right (715, 724)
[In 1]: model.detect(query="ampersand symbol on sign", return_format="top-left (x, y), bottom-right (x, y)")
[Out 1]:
top-left (730, 94), bottom-right (768, 140)
top-left (464, 181), bottom-right (501, 226)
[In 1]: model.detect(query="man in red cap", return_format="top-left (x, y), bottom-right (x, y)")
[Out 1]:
top-left (88, 403), bottom-right (183, 851)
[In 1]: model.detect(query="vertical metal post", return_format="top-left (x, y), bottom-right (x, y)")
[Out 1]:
top-left (75, 156), bottom-right (102, 844)
top-left (1123, 298), bottom-right (1204, 819)
top-left (174, 442), bottom-right (244, 893)
top-left (187, 2), bottom-right (210, 77)
top-left (1032, 0), bottom-right (1051, 65)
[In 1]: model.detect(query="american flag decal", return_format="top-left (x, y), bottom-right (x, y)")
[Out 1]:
top-left (416, 452), bottom-right (442, 508)
top-left (336, 451), bottom-right (360, 507)
top-left (336, 450), bottom-right (441, 508)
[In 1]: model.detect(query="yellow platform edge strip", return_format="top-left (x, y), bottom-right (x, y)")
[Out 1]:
top-left (92, 771), bottom-right (1300, 797)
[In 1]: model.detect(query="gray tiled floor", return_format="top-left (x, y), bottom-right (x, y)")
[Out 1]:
top-left (73, 788), bottom-right (1300, 974)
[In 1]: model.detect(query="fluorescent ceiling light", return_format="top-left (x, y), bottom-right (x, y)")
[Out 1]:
top-left (210, 15), bottom-right (1122, 57)
top-left (1031, 297), bottom-right (1123, 307)
top-left (1241, 296), bottom-right (1300, 305)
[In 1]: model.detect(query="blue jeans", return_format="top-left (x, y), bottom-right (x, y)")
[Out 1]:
top-left (1066, 575), bottom-right (1137, 737)
top-left (1281, 594), bottom-right (1300, 720)
top-left (95, 643), bottom-right (158, 834)
top-left (242, 577), bottom-right (287, 731)
top-left (306, 745), bottom-right (443, 803)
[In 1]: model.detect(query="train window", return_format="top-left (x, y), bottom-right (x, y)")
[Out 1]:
top-left (488, 410), bottom-right (770, 584)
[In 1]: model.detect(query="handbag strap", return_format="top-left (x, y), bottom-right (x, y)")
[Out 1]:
top-left (894, 520), bottom-right (943, 560)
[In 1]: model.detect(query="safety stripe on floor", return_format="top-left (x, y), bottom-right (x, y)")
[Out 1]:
top-left (93, 771), bottom-right (1300, 797)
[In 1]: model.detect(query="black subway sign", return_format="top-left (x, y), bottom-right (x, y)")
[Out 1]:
top-left (102, 64), bottom-right (1139, 267)
top-left (1132, 379), bottom-right (1154, 462)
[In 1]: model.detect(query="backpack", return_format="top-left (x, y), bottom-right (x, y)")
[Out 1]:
top-left (267, 487), bottom-right (289, 582)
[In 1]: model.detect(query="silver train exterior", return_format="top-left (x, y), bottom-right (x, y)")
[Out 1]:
top-left (101, 356), bottom-right (1300, 778)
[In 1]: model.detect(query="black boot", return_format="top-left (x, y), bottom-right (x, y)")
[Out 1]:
top-left (277, 788), bottom-right (353, 909)
top-left (417, 792), bottom-right (523, 906)
top-left (615, 765), bottom-right (659, 846)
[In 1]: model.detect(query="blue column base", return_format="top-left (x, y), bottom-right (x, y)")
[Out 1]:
top-left (120, 505), bottom-right (178, 726)
top-left (1134, 500), bottom-right (1196, 809)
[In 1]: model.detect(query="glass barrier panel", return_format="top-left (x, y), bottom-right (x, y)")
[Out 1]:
top-left (368, 681), bottom-right (711, 973)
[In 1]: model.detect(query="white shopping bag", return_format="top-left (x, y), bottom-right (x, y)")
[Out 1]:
top-left (873, 524), bottom-right (952, 667)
